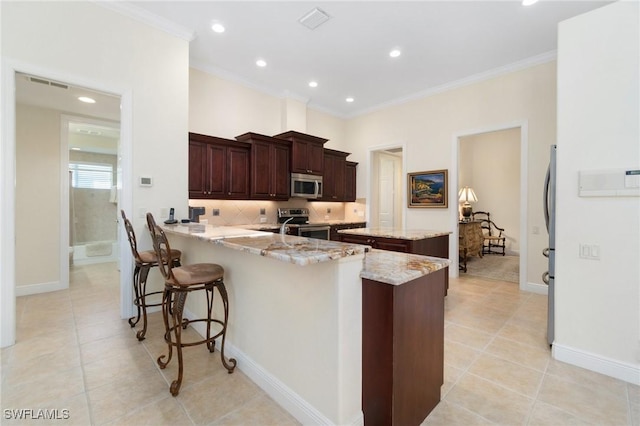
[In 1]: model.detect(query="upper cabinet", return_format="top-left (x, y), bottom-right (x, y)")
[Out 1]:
top-left (189, 133), bottom-right (250, 200)
top-left (345, 161), bottom-right (358, 202)
top-left (274, 131), bottom-right (327, 175)
top-left (235, 132), bottom-right (291, 200)
top-left (322, 149), bottom-right (348, 201)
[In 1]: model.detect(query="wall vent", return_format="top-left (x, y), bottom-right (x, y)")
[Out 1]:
top-left (298, 7), bottom-right (331, 30)
top-left (28, 76), bottom-right (69, 90)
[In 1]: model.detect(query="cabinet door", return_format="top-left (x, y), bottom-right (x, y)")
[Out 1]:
top-left (323, 154), bottom-right (337, 200)
top-left (189, 141), bottom-right (208, 198)
top-left (333, 155), bottom-right (346, 200)
top-left (272, 142), bottom-right (290, 199)
top-left (307, 142), bottom-right (325, 174)
top-left (207, 144), bottom-right (227, 197)
top-left (250, 140), bottom-right (272, 198)
top-left (290, 140), bottom-right (310, 174)
top-left (339, 234), bottom-right (371, 245)
top-left (345, 162), bottom-right (357, 202)
top-left (227, 147), bottom-right (250, 198)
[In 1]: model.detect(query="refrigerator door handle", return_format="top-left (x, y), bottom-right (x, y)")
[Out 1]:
top-left (544, 163), bottom-right (551, 233)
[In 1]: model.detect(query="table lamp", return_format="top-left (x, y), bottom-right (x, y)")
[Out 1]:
top-left (458, 186), bottom-right (478, 221)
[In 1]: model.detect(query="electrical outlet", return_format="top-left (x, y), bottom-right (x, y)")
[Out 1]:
top-left (579, 243), bottom-right (600, 260)
top-left (532, 226), bottom-right (539, 235)
top-left (327, 208), bottom-right (331, 214)
top-left (160, 208), bottom-right (169, 218)
top-left (212, 209), bottom-right (220, 216)
top-left (260, 208), bottom-right (266, 215)
top-left (260, 217), bottom-right (267, 223)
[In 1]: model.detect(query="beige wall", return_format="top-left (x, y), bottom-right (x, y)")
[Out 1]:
top-left (15, 104), bottom-right (61, 287)
top-left (460, 128), bottom-right (521, 253)
top-left (346, 62), bottom-right (557, 285)
top-left (2, 1), bottom-right (189, 295)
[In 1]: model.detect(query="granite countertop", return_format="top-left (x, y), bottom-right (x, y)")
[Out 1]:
top-left (160, 223), bottom-right (367, 266)
top-left (337, 227), bottom-right (451, 240)
top-left (360, 249), bottom-right (450, 285)
top-left (240, 220), bottom-right (366, 231)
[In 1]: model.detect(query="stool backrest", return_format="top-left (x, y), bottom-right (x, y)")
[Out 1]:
top-left (121, 210), bottom-right (143, 264)
top-left (146, 213), bottom-right (177, 284)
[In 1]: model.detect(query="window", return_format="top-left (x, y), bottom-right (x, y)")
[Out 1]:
top-left (69, 162), bottom-right (113, 189)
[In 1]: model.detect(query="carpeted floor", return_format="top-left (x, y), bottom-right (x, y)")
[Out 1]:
top-left (463, 254), bottom-right (519, 283)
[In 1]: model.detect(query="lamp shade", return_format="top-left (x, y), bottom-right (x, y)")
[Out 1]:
top-left (458, 187), bottom-right (478, 203)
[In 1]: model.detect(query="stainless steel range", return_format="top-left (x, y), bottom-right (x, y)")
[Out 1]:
top-left (277, 207), bottom-right (331, 240)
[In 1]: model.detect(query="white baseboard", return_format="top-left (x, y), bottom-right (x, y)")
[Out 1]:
top-left (182, 307), bottom-right (363, 425)
top-left (15, 281), bottom-right (68, 297)
top-left (553, 343), bottom-right (640, 386)
top-left (523, 281), bottom-right (548, 295)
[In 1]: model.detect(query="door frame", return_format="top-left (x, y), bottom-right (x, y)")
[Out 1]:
top-left (0, 58), bottom-right (134, 348)
top-left (451, 120), bottom-right (530, 291)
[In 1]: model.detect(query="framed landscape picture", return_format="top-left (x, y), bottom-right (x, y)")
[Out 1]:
top-left (408, 169), bottom-right (448, 208)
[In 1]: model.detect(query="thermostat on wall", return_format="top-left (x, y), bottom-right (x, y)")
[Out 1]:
top-left (139, 176), bottom-right (153, 187)
top-left (579, 168), bottom-right (640, 197)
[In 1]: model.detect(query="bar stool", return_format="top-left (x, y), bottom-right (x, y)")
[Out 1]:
top-left (121, 210), bottom-right (181, 341)
top-left (146, 213), bottom-right (236, 396)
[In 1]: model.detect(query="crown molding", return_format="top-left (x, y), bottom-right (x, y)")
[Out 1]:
top-left (93, 1), bottom-right (195, 41)
top-left (346, 50), bottom-right (558, 119)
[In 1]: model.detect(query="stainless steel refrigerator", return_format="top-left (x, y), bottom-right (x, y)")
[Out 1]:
top-left (543, 144), bottom-right (557, 346)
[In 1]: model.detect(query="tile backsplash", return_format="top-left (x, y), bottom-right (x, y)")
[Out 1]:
top-left (188, 199), bottom-right (367, 226)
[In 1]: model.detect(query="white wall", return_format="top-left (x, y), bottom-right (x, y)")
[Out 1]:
top-left (1, 1), bottom-right (189, 345)
top-left (346, 62), bottom-right (557, 285)
top-left (460, 128), bottom-right (521, 253)
top-left (555, 1), bottom-right (639, 383)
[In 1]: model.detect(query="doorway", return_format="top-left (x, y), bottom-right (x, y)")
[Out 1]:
top-left (453, 122), bottom-right (528, 289)
top-left (369, 146), bottom-right (405, 228)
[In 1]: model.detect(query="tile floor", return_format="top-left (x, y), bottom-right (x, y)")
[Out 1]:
top-left (1, 262), bottom-right (637, 425)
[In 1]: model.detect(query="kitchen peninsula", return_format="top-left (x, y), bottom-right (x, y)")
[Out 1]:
top-left (160, 223), bottom-right (449, 425)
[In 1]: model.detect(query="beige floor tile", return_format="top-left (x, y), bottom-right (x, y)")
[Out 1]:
top-left (442, 364), bottom-right (464, 397)
top-left (422, 400), bottom-right (493, 425)
top-left (2, 366), bottom-right (85, 409)
top-left (80, 332), bottom-right (141, 365)
top-left (444, 373), bottom-right (534, 424)
top-left (76, 318), bottom-right (133, 344)
top-left (484, 336), bottom-right (551, 372)
top-left (87, 369), bottom-right (169, 425)
top-left (527, 400), bottom-right (597, 425)
top-left (105, 395), bottom-right (193, 426)
top-left (155, 343), bottom-right (233, 390)
top-left (444, 340), bottom-right (481, 371)
top-left (177, 369), bottom-right (262, 425)
top-left (83, 346), bottom-right (157, 390)
top-left (496, 321), bottom-right (548, 350)
top-left (3, 344), bottom-right (82, 388)
top-left (467, 353), bottom-right (544, 398)
top-left (537, 374), bottom-right (630, 425)
top-left (545, 359), bottom-right (628, 400)
top-left (3, 328), bottom-right (78, 363)
top-left (445, 323), bottom-right (494, 350)
top-left (211, 394), bottom-right (300, 426)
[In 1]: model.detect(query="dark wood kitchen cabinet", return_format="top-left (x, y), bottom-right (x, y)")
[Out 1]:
top-left (322, 149), bottom-right (349, 201)
top-left (236, 132), bottom-right (290, 200)
top-left (273, 130), bottom-right (327, 175)
top-left (189, 133), bottom-right (250, 199)
top-left (329, 222), bottom-right (366, 241)
top-left (345, 161), bottom-right (358, 202)
top-left (339, 233), bottom-right (449, 259)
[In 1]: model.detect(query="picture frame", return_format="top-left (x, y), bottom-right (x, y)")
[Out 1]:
top-left (408, 169), bottom-right (448, 208)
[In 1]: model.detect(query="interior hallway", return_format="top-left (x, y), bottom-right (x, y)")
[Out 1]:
top-left (1, 262), bottom-right (637, 425)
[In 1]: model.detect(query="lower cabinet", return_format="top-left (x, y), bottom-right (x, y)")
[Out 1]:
top-left (339, 234), bottom-right (449, 259)
top-left (329, 223), bottom-right (366, 241)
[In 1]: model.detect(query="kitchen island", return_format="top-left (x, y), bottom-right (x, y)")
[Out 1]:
top-left (159, 223), bottom-right (448, 425)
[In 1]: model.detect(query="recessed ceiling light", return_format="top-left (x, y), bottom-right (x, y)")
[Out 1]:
top-left (346, 97), bottom-right (355, 103)
top-left (78, 96), bottom-right (96, 104)
top-left (256, 59), bottom-right (267, 67)
top-left (211, 22), bottom-right (225, 33)
top-left (522, 0), bottom-right (539, 5)
top-left (309, 81), bottom-right (318, 88)
top-left (389, 49), bottom-right (401, 58)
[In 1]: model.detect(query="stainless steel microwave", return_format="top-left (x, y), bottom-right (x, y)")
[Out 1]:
top-left (290, 173), bottom-right (323, 199)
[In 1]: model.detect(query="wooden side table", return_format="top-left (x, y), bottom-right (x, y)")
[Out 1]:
top-left (458, 221), bottom-right (483, 272)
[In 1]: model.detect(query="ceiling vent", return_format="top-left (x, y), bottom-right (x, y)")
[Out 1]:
top-left (298, 7), bottom-right (331, 30)
top-left (27, 76), bottom-right (68, 90)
